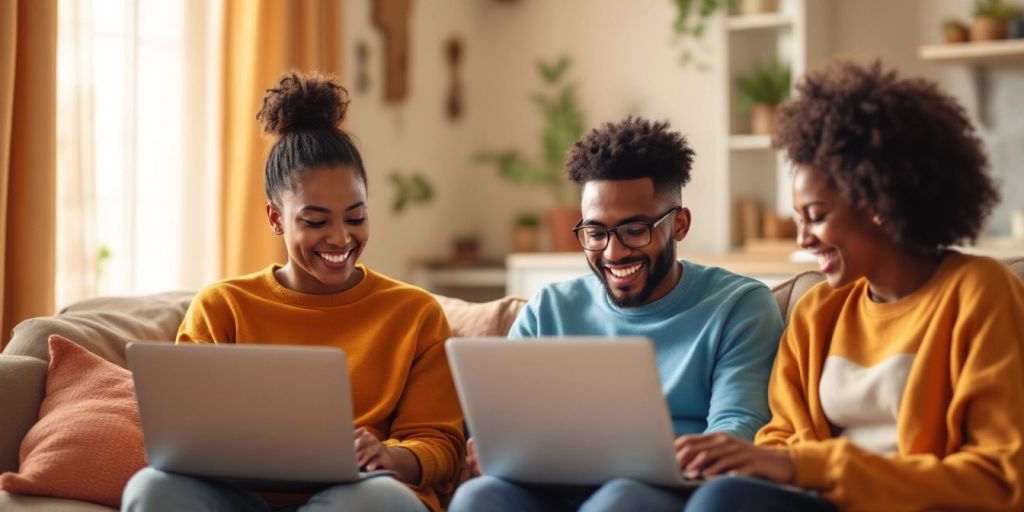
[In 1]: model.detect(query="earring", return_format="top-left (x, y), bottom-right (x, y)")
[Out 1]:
top-left (273, 227), bottom-right (283, 235)
top-left (872, 214), bottom-right (884, 226)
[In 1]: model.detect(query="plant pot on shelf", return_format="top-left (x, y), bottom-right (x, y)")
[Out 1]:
top-left (546, 207), bottom-right (583, 252)
top-left (738, 0), bottom-right (778, 16)
top-left (511, 225), bottom-right (541, 253)
top-left (943, 21), bottom-right (970, 43)
top-left (751, 104), bottom-right (778, 135)
top-left (971, 16), bottom-right (1008, 40)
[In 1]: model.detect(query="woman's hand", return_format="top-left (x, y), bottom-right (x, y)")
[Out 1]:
top-left (354, 427), bottom-right (394, 471)
top-left (674, 432), bottom-right (795, 484)
top-left (354, 427), bottom-right (422, 484)
top-left (466, 437), bottom-right (482, 477)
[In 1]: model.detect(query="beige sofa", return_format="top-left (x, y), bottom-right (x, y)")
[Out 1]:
top-left (1, 258), bottom-right (1021, 511)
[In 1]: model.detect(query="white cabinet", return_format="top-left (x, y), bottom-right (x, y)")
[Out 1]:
top-left (717, 0), bottom-right (833, 249)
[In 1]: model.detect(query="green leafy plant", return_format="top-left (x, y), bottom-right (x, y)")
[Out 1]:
top-left (389, 171), bottom-right (434, 214)
top-left (973, 0), bottom-right (1021, 19)
top-left (515, 212), bottom-right (541, 227)
top-left (736, 60), bottom-right (791, 111)
top-left (671, 0), bottom-right (737, 67)
top-left (942, 18), bottom-right (967, 31)
top-left (475, 55), bottom-right (586, 207)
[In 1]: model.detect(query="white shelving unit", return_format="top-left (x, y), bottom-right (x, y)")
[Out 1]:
top-left (919, 39), bottom-right (1024, 64)
top-left (717, 0), bottom-right (833, 249)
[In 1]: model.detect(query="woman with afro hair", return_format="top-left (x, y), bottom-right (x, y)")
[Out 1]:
top-left (121, 72), bottom-right (462, 512)
top-left (674, 60), bottom-right (1024, 511)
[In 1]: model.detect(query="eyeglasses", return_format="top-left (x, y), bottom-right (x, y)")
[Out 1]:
top-left (572, 207), bottom-right (680, 251)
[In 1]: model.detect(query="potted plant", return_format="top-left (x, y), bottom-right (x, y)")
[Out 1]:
top-left (942, 19), bottom-right (970, 43)
top-left (971, 0), bottom-right (1016, 41)
top-left (389, 171), bottom-right (433, 214)
top-left (671, 0), bottom-right (738, 67)
top-left (511, 212), bottom-right (541, 253)
top-left (737, 0), bottom-right (778, 16)
top-left (736, 59), bottom-right (790, 135)
top-left (475, 55), bottom-right (587, 252)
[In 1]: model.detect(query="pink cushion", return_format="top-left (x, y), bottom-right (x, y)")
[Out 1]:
top-left (0, 335), bottom-right (146, 507)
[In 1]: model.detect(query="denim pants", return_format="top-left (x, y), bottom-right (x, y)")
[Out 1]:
top-left (449, 475), bottom-right (836, 512)
top-left (448, 476), bottom-right (690, 512)
top-left (121, 467), bottom-right (428, 512)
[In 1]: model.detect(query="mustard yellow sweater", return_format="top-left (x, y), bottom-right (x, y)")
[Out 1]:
top-left (756, 253), bottom-right (1024, 511)
top-left (177, 264), bottom-right (464, 512)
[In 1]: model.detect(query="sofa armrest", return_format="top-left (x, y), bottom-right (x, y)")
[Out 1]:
top-left (0, 355), bottom-right (47, 473)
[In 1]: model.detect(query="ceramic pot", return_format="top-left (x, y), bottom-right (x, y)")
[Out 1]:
top-left (545, 207), bottom-right (583, 252)
top-left (943, 23), bottom-right (969, 43)
top-left (751, 104), bottom-right (778, 135)
top-left (971, 16), bottom-right (1007, 41)
top-left (511, 225), bottom-right (540, 253)
top-left (739, 0), bottom-right (779, 16)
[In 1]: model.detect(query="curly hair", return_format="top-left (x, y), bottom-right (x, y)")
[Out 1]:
top-left (566, 117), bottom-right (695, 203)
top-left (256, 71), bottom-right (366, 202)
top-left (773, 59), bottom-right (998, 253)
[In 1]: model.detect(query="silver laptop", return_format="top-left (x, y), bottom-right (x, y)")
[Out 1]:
top-left (445, 337), bottom-right (697, 488)
top-left (127, 342), bottom-right (385, 487)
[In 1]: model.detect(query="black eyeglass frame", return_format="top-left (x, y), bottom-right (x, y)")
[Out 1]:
top-left (572, 206), bottom-right (681, 251)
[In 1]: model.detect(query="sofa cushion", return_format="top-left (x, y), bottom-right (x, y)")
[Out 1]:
top-left (434, 295), bottom-right (526, 337)
top-left (0, 336), bottom-right (146, 508)
top-left (5, 291), bottom-right (193, 367)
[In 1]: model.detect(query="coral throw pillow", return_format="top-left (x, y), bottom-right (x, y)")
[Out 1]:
top-left (0, 335), bottom-right (146, 507)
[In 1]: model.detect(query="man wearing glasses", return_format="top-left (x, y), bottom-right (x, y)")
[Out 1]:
top-left (449, 117), bottom-right (784, 511)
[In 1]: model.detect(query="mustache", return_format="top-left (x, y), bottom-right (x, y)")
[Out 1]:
top-left (598, 256), bottom-right (647, 267)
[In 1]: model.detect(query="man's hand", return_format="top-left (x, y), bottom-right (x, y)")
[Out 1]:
top-left (466, 437), bottom-right (482, 477)
top-left (674, 432), bottom-right (795, 484)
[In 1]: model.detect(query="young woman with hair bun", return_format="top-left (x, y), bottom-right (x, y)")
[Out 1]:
top-left (122, 71), bottom-right (462, 512)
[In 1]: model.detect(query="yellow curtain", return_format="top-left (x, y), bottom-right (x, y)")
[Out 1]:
top-left (0, 0), bottom-right (57, 348)
top-left (221, 0), bottom-right (343, 278)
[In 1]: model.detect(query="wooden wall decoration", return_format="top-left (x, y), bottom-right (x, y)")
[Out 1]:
top-left (445, 38), bottom-right (463, 121)
top-left (355, 41), bottom-right (370, 94)
top-left (372, 0), bottom-right (411, 102)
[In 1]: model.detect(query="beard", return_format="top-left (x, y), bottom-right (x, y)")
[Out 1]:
top-left (589, 240), bottom-right (677, 308)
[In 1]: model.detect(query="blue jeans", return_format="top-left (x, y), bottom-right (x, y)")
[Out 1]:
top-left (448, 476), bottom-right (689, 512)
top-left (121, 467), bottom-right (428, 512)
top-left (684, 476), bottom-right (837, 512)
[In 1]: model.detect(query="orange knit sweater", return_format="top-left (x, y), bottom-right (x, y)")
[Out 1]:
top-left (177, 264), bottom-right (464, 512)
top-left (756, 253), bottom-right (1024, 511)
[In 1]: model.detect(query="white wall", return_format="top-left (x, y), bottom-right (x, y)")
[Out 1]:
top-left (345, 0), bottom-right (1024, 280)
top-left (831, 0), bottom-right (1024, 236)
top-left (345, 0), bottom-right (726, 280)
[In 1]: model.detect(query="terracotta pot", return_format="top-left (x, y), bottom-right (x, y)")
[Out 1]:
top-left (971, 16), bottom-right (1007, 41)
top-left (943, 23), bottom-right (969, 43)
top-left (739, 0), bottom-right (778, 15)
top-left (511, 225), bottom-right (540, 253)
top-left (751, 104), bottom-right (777, 135)
top-left (545, 207), bottom-right (583, 252)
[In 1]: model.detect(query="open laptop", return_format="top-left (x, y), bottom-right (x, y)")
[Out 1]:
top-left (127, 342), bottom-right (390, 488)
top-left (445, 337), bottom-right (699, 488)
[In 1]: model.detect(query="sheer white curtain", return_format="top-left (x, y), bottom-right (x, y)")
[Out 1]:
top-left (56, 0), bottom-right (222, 309)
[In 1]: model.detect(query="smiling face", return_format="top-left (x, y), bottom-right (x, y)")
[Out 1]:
top-left (579, 178), bottom-right (690, 307)
top-left (792, 165), bottom-right (889, 289)
top-left (266, 165), bottom-right (368, 294)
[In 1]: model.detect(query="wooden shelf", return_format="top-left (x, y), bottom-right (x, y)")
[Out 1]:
top-left (727, 13), bottom-right (792, 31)
top-left (919, 39), bottom-right (1024, 64)
top-left (729, 134), bottom-right (773, 150)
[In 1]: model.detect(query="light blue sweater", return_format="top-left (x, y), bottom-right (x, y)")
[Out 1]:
top-left (508, 259), bottom-right (783, 440)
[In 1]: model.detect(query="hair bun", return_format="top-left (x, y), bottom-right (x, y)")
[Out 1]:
top-left (257, 71), bottom-right (350, 135)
